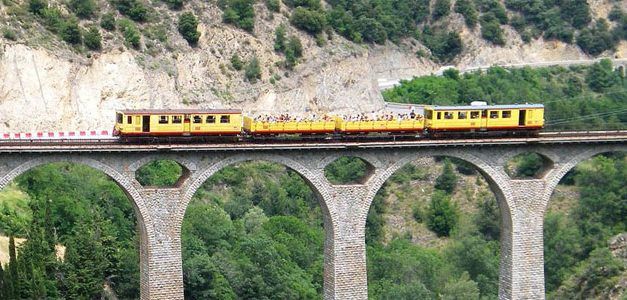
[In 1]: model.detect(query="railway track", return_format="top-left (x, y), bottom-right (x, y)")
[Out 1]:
top-left (0, 130), bottom-right (625, 152)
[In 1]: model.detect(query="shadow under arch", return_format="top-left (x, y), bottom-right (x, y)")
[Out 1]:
top-left (543, 146), bottom-right (627, 204)
top-left (0, 156), bottom-right (151, 297)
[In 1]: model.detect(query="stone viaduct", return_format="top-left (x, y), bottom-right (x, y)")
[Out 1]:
top-left (0, 138), bottom-right (625, 300)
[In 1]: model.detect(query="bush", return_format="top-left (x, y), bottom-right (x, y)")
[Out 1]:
top-left (432, 0), bottom-right (450, 20)
top-left (222, 0), bottom-right (255, 32)
top-left (244, 56), bottom-right (261, 83)
top-left (85, 26), bottom-right (102, 50)
top-left (119, 19), bottom-right (141, 48)
top-left (3, 28), bottom-right (17, 41)
top-left (480, 15), bottom-right (505, 46)
top-left (114, 0), bottom-right (148, 22)
top-left (454, 0), bottom-right (478, 27)
top-left (42, 7), bottom-right (65, 33)
top-left (354, 17), bottom-right (387, 44)
top-left (576, 19), bottom-right (617, 56)
top-left (28, 0), bottom-right (47, 15)
top-left (162, 0), bottom-right (184, 10)
top-left (61, 18), bottom-right (82, 45)
top-left (585, 59), bottom-right (618, 92)
top-left (420, 28), bottom-right (462, 62)
top-left (69, 0), bottom-right (96, 19)
top-left (274, 24), bottom-right (286, 52)
top-left (290, 7), bottom-right (326, 35)
top-left (266, 0), bottom-right (280, 13)
top-left (178, 12), bottom-right (200, 45)
top-left (230, 54), bottom-right (243, 70)
top-left (84, 26), bottom-right (102, 50)
top-left (426, 191), bottom-right (459, 237)
top-left (100, 13), bottom-right (116, 31)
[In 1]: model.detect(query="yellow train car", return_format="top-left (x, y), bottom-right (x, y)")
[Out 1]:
top-left (335, 117), bottom-right (425, 133)
top-left (423, 104), bottom-right (544, 133)
top-left (243, 116), bottom-right (336, 135)
top-left (113, 109), bottom-right (243, 137)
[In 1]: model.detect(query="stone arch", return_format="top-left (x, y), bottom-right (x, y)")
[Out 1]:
top-left (177, 152), bottom-right (334, 232)
top-left (543, 144), bottom-right (627, 206)
top-left (0, 155), bottom-right (151, 297)
top-left (129, 155), bottom-right (198, 187)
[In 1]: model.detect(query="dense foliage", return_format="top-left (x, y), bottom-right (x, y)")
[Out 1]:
top-left (383, 60), bottom-right (627, 130)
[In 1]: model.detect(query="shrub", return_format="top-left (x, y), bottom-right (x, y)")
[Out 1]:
top-left (284, 35), bottom-right (302, 69)
top-left (426, 190), bottom-right (459, 237)
top-left (432, 0), bottom-right (450, 20)
top-left (266, 0), bottom-right (280, 13)
top-left (162, 0), bottom-right (184, 10)
top-left (576, 19), bottom-right (617, 56)
top-left (84, 26), bottom-right (102, 50)
top-left (290, 7), bottom-right (325, 35)
top-left (480, 15), bottom-right (505, 46)
top-left (222, 0), bottom-right (255, 32)
top-left (119, 19), bottom-right (141, 48)
top-left (274, 24), bottom-right (286, 52)
top-left (100, 13), bottom-right (116, 31)
top-left (69, 0), bottom-right (96, 19)
top-left (230, 54), bottom-right (243, 70)
top-left (454, 0), bottom-right (478, 27)
top-left (421, 28), bottom-right (462, 62)
top-left (28, 0), bottom-right (47, 16)
top-left (178, 12), bottom-right (200, 45)
top-left (3, 28), bottom-right (17, 41)
top-left (585, 59), bottom-right (618, 92)
top-left (354, 17), bottom-right (387, 44)
top-left (244, 56), bottom-right (261, 83)
top-left (114, 0), bottom-right (148, 22)
top-left (61, 18), bottom-right (82, 44)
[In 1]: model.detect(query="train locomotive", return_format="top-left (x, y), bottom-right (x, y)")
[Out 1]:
top-left (112, 103), bottom-right (544, 141)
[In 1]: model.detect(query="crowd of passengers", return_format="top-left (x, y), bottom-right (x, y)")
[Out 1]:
top-left (253, 111), bottom-right (422, 123)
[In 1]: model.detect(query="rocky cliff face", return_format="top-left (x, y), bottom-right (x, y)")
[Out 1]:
top-left (0, 1), bottom-right (625, 132)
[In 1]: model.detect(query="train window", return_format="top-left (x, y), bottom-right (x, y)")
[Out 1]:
top-left (193, 115), bottom-right (202, 123)
top-left (444, 112), bottom-right (454, 119)
top-left (502, 111), bottom-right (511, 118)
top-left (437, 112), bottom-right (442, 120)
top-left (220, 115), bottom-right (230, 123)
top-left (470, 111), bottom-right (479, 119)
top-left (490, 111), bottom-right (499, 119)
top-left (207, 116), bottom-right (216, 123)
top-left (482, 110), bottom-right (487, 118)
top-left (116, 113), bottom-right (123, 123)
top-left (159, 116), bottom-right (169, 124)
top-left (172, 115), bottom-right (182, 124)
top-left (458, 112), bottom-right (467, 119)
top-left (127, 116), bottom-right (133, 124)
top-left (425, 110), bottom-right (433, 120)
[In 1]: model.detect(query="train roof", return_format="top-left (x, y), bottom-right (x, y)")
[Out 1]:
top-left (118, 109), bottom-right (242, 115)
top-left (425, 104), bottom-right (544, 110)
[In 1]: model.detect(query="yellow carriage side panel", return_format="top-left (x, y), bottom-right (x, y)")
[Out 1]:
top-left (244, 116), bottom-right (335, 134)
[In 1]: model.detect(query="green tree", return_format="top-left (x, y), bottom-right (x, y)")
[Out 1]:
top-left (178, 12), bottom-right (200, 45)
top-left (135, 159), bottom-right (182, 186)
top-left (455, 0), bottom-right (478, 27)
top-left (285, 35), bottom-right (303, 69)
top-left (447, 235), bottom-right (499, 297)
top-left (84, 26), bottom-right (102, 50)
top-left (100, 13), bottom-right (116, 31)
top-left (244, 56), bottom-right (262, 83)
top-left (426, 191), bottom-right (459, 237)
top-left (585, 59), bottom-right (618, 92)
top-left (7, 235), bottom-right (18, 299)
top-left (474, 194), bottom-right (500, 241)
top-left (114, 0), bottom-right (148, 22)
top-left (514, 153), bottom-right (544, 178)
top-left (266, 0), bottom-right (280, 12)
top-left (63, 221), bottom-right (107, 299)
top-left (553, 248), bottom-right (624, 299)
top-left (183, 254), bottom-right (236, 299)
top-left (441, 272), bottom-right (480, 299)
top-left (435, 159), bottom-right (458, 194)
top-left (163, 0), bottom-right (184, 10)
top-left (324, 156), bottom-right (368, 184)
top-left (29, 0), bottom-right (47, 15)
top-left (274, 24), bottom-right (287, 52)
top-left (230, 53), bottom-right (243, 70)
top-left (433, 0), bottom-right (451, 20)
top-left (69, 0), bottom-right (96, 19)
top-left (61, 18), bottom-right (82, 45)
top-left (290, 7), bottom-right (326, 35)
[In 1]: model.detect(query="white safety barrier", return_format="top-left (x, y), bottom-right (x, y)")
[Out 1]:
top-left (0, 130), bottom-right (117, 140)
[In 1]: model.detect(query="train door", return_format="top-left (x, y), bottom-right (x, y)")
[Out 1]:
top-left (480, 110), bottom-right (488, 130)
top-left (142, 116), bottom-right (150, 132)
top-left (184, 115), bottom-right (191, 134)
top-left (518, 110), bottom-right (526, 126)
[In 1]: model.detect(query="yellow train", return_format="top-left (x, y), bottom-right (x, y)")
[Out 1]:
top-left (113, 104), bottom-right (544, 140)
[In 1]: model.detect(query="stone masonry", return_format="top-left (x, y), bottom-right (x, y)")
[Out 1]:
top-left (0, 141), bottom-right (625, 300)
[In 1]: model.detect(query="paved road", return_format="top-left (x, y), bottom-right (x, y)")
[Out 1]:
top-left (378, 58), bottom-right (627, 90)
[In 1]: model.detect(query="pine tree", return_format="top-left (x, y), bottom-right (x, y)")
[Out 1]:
top-left (8, 235), bottom-right (18, 299)
top-left (63, 221), bottom-right (107, 299)
top-left (435, 159), bottom-right (458, 194)
top-left (0, 263), bottom-right (5, 300)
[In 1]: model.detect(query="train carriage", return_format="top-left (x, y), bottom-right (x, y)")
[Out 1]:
top-left (423, 104), bottom-right (544, 134)
top-left (243, 116), bottom-right (336, 135)
top-left (113, 109), bottom-right (243, 137)
top-left (335, 118), bottom-right (425, 134)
